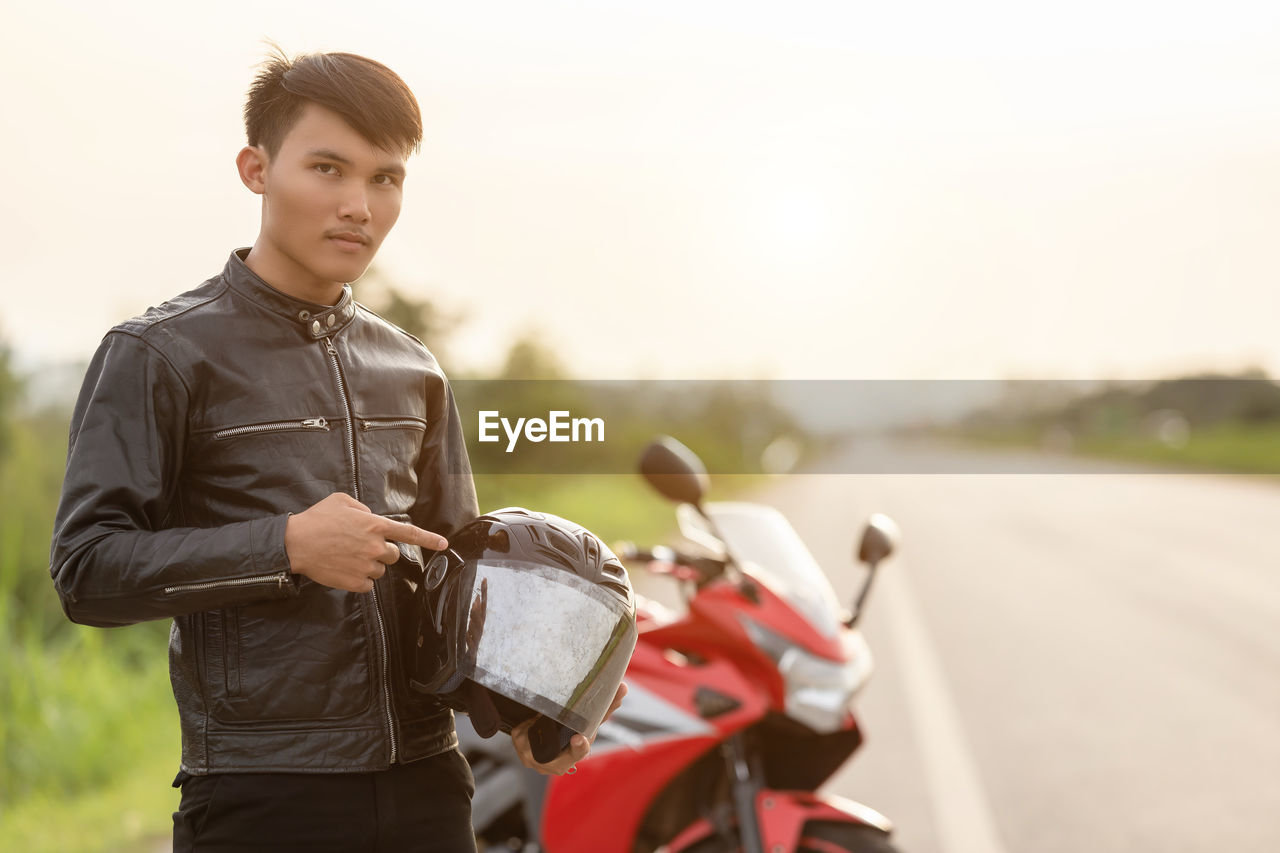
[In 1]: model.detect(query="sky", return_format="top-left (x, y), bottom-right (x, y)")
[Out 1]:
top-left (3, 1), bottom-right (1280, 380)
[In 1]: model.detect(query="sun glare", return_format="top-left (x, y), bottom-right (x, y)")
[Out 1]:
top-left (761, 189), bottom-right (834, 263)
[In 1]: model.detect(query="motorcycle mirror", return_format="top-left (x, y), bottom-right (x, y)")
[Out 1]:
top-left (857, 513), bottom-right (900, 567)
top-left (639, 436), bottom-right (709, 507)
top-left (847, 513), bottom-right (901, 628)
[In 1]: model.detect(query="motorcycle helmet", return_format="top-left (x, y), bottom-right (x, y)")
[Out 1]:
top-left (410, 507), bottom-right (637, 762)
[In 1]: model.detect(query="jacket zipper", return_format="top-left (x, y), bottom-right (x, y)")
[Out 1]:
top-left (212, 418), bottom-right (330, 440)
top-left (164, 571), bottom-right (290, 596)
top-left (360, 417), bottom-right (427, 432)
top-left (323, 341), bottom-right (361, 497)
top-left (324, 337), bottom-right (399, 765)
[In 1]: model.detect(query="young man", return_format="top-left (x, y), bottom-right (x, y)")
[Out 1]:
top-left (50, 50), bottom-right (606, 851)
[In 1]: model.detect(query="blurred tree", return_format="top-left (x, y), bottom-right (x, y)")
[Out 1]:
top-left (355, 266), bottom-right (464, 363)
top-left (963, 369), bottom-right (1280, 437)
top-left (0, 339), bottom-right (22, 461)
top-left (1140, 371), bottom-right (1280, 425)
top-left (499, 332), bottom-right (567, 380)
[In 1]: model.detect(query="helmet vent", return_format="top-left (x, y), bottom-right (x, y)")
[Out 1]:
top-left (599, 559), bottom-right (631, 601)
top-left (487, 529), bottom-right (511, 553)
top-left (523, 527), bottom-right (584, 574)
top-left (582, 535), bottom-right (601, 570)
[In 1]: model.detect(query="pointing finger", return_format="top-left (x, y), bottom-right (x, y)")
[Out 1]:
top-left (375, 517), bottom-right (448, 551)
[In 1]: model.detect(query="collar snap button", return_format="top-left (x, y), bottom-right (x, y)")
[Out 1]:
top-left (311, 320), bottom-right (322, 335)
top-left (326, 314), bottom-right (336, 328)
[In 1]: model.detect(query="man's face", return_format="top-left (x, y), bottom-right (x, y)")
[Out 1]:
top-left (248, 103), bottom-right (407, 298)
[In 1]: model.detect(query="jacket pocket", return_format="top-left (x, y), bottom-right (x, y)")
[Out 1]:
top-left (208, 586), bottom-right (375, 724)
top-left (223, 608), bottom-right (241, 697)
top-left (359, 416), bottom-right (428, 433)
top-left (211, 417), bottom-right (332, 440)
top-left (357, 418), bottom-right (430, 510)
top-left (185, 417), bottom-right (346, 523)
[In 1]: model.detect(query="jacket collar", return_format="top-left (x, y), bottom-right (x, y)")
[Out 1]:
top-left (224, 248), bottom-right (357, 339)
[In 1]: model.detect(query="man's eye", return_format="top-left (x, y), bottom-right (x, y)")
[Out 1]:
top-left (315, 163), bottom-right (338, 175)
top-left (373, 174), bottom-right (399, 186)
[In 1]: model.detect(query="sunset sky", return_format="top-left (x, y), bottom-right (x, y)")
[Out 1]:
top-left (3, 1), bottom-right (1280, 380)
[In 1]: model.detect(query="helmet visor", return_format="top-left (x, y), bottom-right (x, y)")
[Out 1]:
top-left (454, 559), bottom-right (636, 736)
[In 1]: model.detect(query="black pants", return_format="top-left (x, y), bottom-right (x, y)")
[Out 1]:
top-left (172, 749), bottom-right (477, 852)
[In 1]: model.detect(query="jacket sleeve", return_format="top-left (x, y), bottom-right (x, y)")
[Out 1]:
top-left (410, 371), bottom-right (479, 541)
top-left (49, 331), bottom-right (299, 628)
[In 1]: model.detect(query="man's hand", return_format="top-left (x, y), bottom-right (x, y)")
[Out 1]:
top-left (285, 492), bottom-right (448, 593)
top-left (510, 682), bottom-right (628, 776)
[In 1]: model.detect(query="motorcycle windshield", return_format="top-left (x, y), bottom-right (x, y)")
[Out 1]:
top-left (679, 502), bottom-right (844, 640)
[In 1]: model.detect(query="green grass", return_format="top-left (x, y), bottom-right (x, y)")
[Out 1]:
top-left (956, 421), bottom-right (1280, 475)
top-left (0, 625), bottom-right (179, 853)
top-left (0, 408), bottom-right (181, 851)
top-left (474, 473), bottom-right (686, 552)
top-left (1073, 422), bottom-right (1280, 474)
top-left (1, 752), bottom-right (179, 853)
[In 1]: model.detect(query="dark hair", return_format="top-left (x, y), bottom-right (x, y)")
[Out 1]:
top-left (244, 47), bottom-right (423, 158)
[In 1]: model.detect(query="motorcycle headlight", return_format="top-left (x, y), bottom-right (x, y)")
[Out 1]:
top-left (741, 617), bottom-right (873, 734)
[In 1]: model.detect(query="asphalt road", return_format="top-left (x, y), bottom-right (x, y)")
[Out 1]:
top-left (743, 437), bottom-right (1280, 853)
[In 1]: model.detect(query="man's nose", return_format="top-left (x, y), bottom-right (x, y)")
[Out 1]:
top-left (339, 186), bottom-right (371, 223)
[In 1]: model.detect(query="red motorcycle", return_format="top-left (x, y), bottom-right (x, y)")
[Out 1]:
top-left (463, 437), bottom-right (903, 853)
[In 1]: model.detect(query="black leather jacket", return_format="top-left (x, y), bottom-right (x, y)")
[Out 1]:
top-left (50, 249), bottom-right (478, 774)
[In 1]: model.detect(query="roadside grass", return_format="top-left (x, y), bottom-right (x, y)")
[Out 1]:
top-left (1072, 422), bottom-right (1280, 474)
top-left (1, 751), bottom-right (178, 853)
top-left (2, 411), bottom-right (181, 851)
top-left (957, 421), bottom-right (1280, 475)
top-left (473, 473), bottom-right (681, 550)
top-left (0, 624), bottom-right (179, 853)
top-left (473, 472), bottom-right (773, 548)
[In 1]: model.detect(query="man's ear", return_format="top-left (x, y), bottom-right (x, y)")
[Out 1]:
top-left (236, 145), bottom-right (268, 195)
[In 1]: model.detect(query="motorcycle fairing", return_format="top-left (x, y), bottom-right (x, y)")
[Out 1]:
top-left (665, 789), bottom-right (894, 853)
top-left (588, 681), bottom-right (716, 758)
top-left (541, 736), bottom-right (722, 853)
top-left (630, 712), bottom-right (863, 852)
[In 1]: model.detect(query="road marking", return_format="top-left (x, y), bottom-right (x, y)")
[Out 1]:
top-left (880, 565), bottom-right (1009, 853)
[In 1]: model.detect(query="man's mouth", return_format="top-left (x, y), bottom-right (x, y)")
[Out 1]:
top-left (326, 231), bottom-right (370, 251)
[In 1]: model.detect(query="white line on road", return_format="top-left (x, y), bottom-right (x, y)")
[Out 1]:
top-left (881, 564), bottom-right (1010, 853)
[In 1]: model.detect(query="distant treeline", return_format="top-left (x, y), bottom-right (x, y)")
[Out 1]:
top-left (951, 371), bottom-right (1280, 474)
top-left (962, 370), bottom-right (1280, 436)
